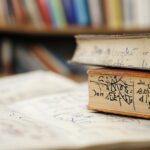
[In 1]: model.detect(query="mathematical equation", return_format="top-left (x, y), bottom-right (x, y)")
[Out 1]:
top-left (90, 75), bottom-right (150, 110)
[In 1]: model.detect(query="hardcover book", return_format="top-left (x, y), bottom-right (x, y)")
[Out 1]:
top-left (88, 68), bottom-right (150, 118)
top-left (72, 34), bottom-right (150, 70)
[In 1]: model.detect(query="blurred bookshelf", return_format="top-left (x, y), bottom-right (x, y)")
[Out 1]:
top-left (1, 25), bottom-right (150, 36)
top-left (0, 0), bottom-right (150, 82)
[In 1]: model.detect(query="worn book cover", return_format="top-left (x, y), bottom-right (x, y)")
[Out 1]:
top-left (72, 34), bottom-right (150, 70)
top-left (88, 68), bottom-right (150, 118)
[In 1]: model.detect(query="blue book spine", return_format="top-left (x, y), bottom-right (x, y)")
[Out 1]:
top-left (73, 0), bottom-right (90, 26)
top-left (62, 0), bottom-right (77, 25)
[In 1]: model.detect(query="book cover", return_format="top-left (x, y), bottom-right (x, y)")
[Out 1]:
top-left (73, 0), bottom-right (90, 26)
top-left (88, 68), bottom-right (150, 118)
top-left (71, 34), bottom-right (150, 70)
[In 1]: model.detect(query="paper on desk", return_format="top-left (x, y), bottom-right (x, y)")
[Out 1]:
top-left (10, 84), bottom-right (150, 150)
top-left (0, 105), bottom-right (85, 150)
top-left (0, 70), bottom-right (78, 105)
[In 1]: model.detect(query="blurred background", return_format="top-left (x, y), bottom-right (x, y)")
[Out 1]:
top-left (0, 0), bottom-right (149, 82)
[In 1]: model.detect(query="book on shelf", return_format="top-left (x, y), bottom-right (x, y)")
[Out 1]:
top-left (62, 0), bottom-right (77, 25)
top-left (87, 0), bottom-right (103, 27)
top-left (0, 0), bottom-right (150, 29)
top-left (37, 0), bottom-right (52, 26)
top-left (103, 0), bottom-right (122, 29)
top-left (47, 0), bottom-right (67, 28)
top-left (0, 71), bottom-right (150, 149)
top-left (72, 34), bottom-right (150, 70)
top-left (88, 68), bottom-right (150, 118)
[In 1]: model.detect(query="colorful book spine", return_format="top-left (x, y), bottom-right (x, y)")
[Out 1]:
top-left (11, 0), bottom-right (27, 24)
top-left (72, 0), bottom-right (90, 26)
top-left (0, 0), bottom-right (6, 25)
top-left (23, 0), bottom-right (44, 27)
top-left (47, 0), bottom-right (67, 28)
top-left (104, 0), bottom-right (122, 29)
top-left (37, 0), bottom-right (52, 26)
top-left (62, 0), bottom-right (77, 25)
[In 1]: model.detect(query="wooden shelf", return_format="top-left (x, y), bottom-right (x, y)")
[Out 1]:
top-left (0, 25), bottom-right (150, 36)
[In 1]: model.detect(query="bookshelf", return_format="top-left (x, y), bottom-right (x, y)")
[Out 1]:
top-left (0, 0), bottom-right (150, 82)
top-left (0, 25), bottom-right (150, 36)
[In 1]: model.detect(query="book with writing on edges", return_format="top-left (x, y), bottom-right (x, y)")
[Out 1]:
top-left (88, 68), bottom-right (150, 118)
top-left (71, 34), bottom-right (150, 70)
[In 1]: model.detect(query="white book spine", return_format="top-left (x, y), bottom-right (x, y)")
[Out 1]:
top-left (88, 0), bottom-right (103, 27)
top-left (135, 0), bottom-right (150, 28)
top-left (23, 0), bottom-right (44, 27)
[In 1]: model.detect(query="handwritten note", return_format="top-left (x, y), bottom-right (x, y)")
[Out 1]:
top-left (10, 84), bottom-right (150, 149)
top-left (89, 74), bottom-right (150, 115)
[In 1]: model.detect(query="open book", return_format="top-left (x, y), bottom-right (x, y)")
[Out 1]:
top-left (0, 71), bottom-right (150, 150)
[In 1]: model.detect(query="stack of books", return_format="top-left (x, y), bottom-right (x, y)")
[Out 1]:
top-left (0, 0), bottom-right (150, 29)
top-left (72, 34), bottom-right (150, 118)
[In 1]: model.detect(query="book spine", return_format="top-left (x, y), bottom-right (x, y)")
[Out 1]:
top-left (37, 0), bottom-right (52, 26)
top-left (88, 0), bottom-right (103, 27)
top-left (0, 0), bottom-right (6, 25)
top-left (62, 0), bottom-right (77, 25)
top-left (122, 0), bottom-right (134, 28)
top-left (1, 39), bottom-right (13, 75)
top-left (134, 0), bottom-right (150, 28)
top-left (23, 0), bottom-right (44, 27)
top-left (31, 46), bottom-right (59, 73)
top-left (5, 0), bottom-right (16, 24)
top-left (11, 0), bottom-right (27, 24)
top-left (104, 0), bottom-right (122, 29)
top-left (47, 0), bottom-right (67, 28)
top-left (73, 0), bottom-right (90, 26)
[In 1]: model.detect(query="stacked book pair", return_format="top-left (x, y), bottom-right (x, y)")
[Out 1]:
top-left (72, 34), bottom-right (150, 119)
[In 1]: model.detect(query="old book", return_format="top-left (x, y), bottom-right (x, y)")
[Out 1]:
top-left (71, 34), bottom-right (150, 70)
top-left (88, 68), bottom-right (150, 118)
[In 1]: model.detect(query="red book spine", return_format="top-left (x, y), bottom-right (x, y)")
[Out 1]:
top-left (31, 47), bottom-right (58, 73)
top-left (37, 0), bottom-right (52, 26)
